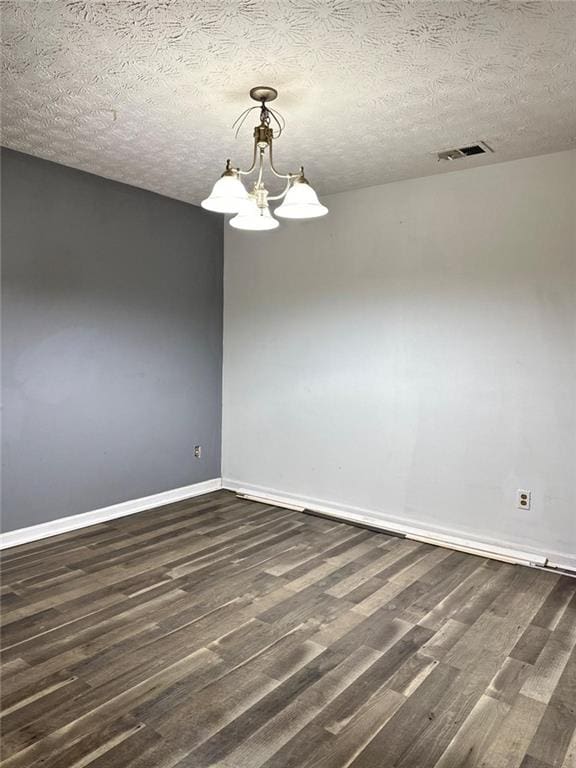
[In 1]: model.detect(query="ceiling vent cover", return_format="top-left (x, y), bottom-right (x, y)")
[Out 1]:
top-left (437, 142), bottom-right (493, 161)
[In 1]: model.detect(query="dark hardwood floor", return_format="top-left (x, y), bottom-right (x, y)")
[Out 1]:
top-left (1, 490), bottom-right (575, 767)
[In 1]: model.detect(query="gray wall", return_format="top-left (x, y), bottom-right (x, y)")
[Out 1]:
top-left (1, 148), bottom-right (223, 532)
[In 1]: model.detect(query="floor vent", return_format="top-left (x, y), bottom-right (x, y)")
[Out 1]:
top-left (437, 142), bottom-right (493, 161)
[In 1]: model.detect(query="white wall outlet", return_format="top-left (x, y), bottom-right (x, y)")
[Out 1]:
top-left (194, 445), bottom-right (202, 459)
top-left (517, 489), bottom-right (531, 510)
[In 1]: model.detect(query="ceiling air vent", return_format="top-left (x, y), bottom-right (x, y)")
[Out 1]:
top-left (437, 142), bottom-right (493, 162)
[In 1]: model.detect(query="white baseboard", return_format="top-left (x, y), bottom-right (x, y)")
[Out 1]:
top-left (0, 478), bottom-right (222, 550)
top-left (4, 476), bottom-right (574, 574)
top-left (546, 553), bottom-right (576, 572)
top-left (223, 478), bottom-right (575, 572)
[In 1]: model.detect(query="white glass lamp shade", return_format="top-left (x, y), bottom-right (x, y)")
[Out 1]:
top-left (275, 180), bottom-right (328, 219)
top-left (201, 174), bottom-right (248, 213)
top-left (229, 197), bottom-right (279, 231)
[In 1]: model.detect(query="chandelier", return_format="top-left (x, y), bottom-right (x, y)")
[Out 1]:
top-left (201, 86), bottom-right (328, 231)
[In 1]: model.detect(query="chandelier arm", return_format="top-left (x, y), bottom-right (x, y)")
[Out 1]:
top-left (268, 141), bottom-right (300, 180)
top-left (236, 140), bottom-right (258, 176)
top-left (267, 177), bottom-right (292, 201)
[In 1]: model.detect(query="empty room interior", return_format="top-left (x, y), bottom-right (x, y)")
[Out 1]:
top-left (1, 1), bottom-right (576, 767)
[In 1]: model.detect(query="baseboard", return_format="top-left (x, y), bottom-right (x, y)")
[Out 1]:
top-left (546, 552), bottom-right (576, 573)
top-left (223, 478), bottom-right (575, 572)
top-left (0, 478), bottom-right (223, 550)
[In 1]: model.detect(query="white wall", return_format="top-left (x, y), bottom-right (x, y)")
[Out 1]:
top-left (223, 150), bottom-right (576, 567)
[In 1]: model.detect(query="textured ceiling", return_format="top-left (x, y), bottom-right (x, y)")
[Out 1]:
top-left (2, 1), bottom-right (575, 205)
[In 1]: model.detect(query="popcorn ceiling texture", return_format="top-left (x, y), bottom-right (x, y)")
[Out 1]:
top-left (2, 0), bottom-right (575, 205)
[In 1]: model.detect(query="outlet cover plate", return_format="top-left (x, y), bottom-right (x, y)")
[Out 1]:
top-left (517, 489), bottom-right (531, 510)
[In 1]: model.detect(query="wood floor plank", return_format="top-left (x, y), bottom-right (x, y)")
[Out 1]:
top-left (532, 578), bottom-right (576, 631)
top-left (520, 631), bottom-right (576, 705)
top-left (486, 657), bottom-right (532, 705)
top-left (260, 688), bottom-right (406, 768)
top-left (432, 693), bottom-right (511, 768)
top-left (561, 727), bottom-right (576, 768)
top-left (318, 625), bottom-right (433, 735)
top-left (479, 693), bottom-right (547, 768)
top-left (525, 699), bottom-right (576, 768)
top-left (346, 661), bottom-right (461, 767)
top-left (205, 644), bottom-right (381, 768)
top-left (511, 624), bottom-right (552, 665)
top-left (393, 660), bottom-right (503, 768)
top-left (1, 490), bottom-right (574, 768)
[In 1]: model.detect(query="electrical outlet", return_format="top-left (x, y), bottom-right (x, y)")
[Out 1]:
top-left (194, 445), bottom-right (202, 459)
top-left (517, 489), bottom-right (531, 510)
